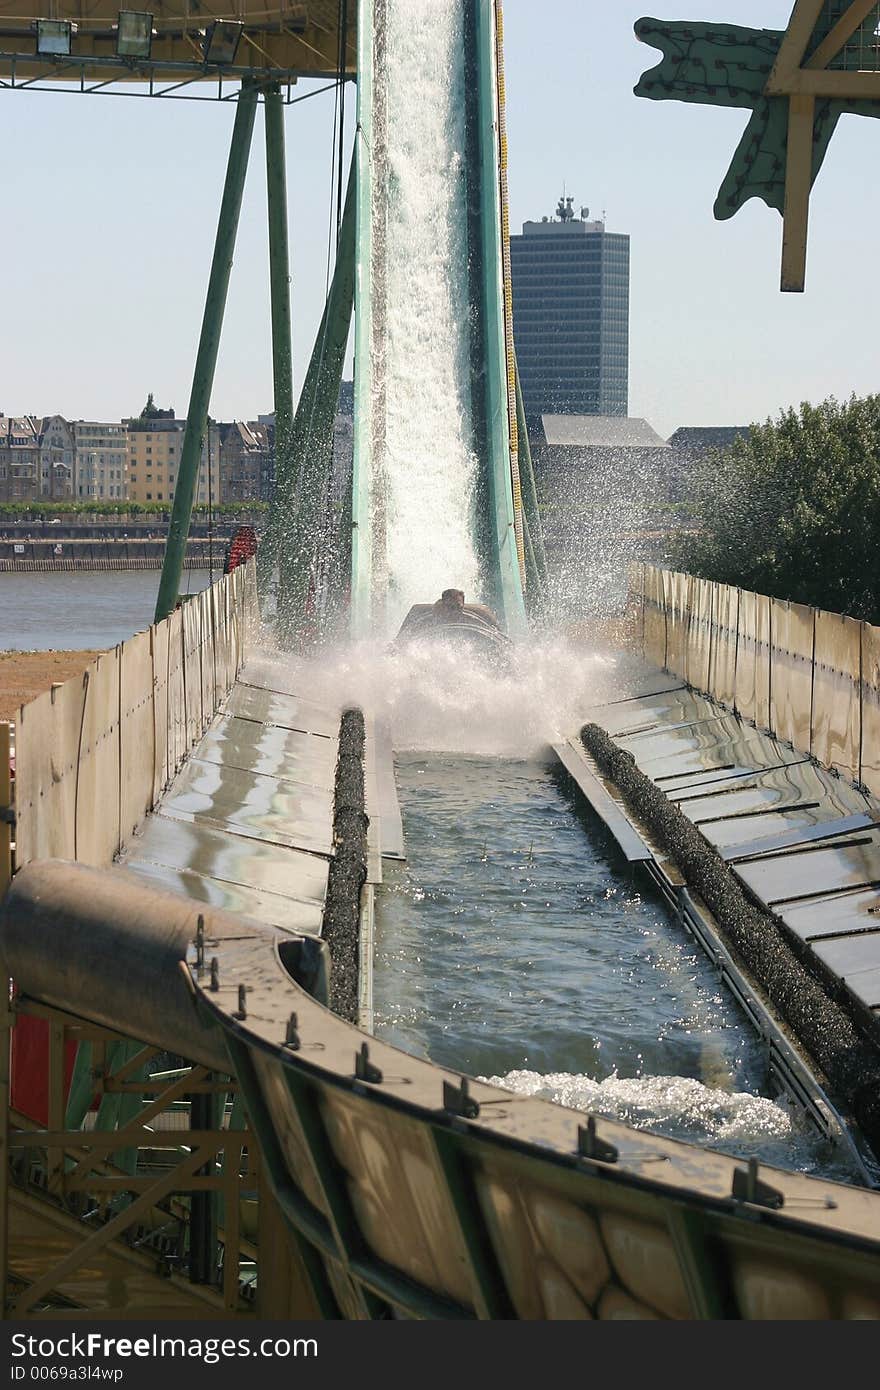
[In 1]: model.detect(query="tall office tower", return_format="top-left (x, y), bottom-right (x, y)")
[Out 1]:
top-left (510, 195), bottom-right (630, 419)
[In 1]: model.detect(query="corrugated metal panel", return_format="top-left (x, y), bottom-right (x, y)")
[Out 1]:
top-left (150, 618), bottom-right (170, 803)
top-left (861, 622), bottom-right (880, 796)
top-left (119, 628), bottom-right (155, 845)
top-left (812, 610), bottom-right (861, 780)
top-left (75, 648), bottom-right (121, 866)
top-left (182, 596), bottom-right (203, 750)
top-left (769, 599), bottom-right (814, 751)
top-left (198, 587), bottom-right (216, 740)
top-left (710, 582), bottom-right (738, 708)
top-left (585, 688), bottom-right (709, 739)
top-left (123, 857), bottom-right (325, 937)
top-left (14, 678), bottom-right (84, 866)
top-left (735, 589), bottom-right (758, 724)
top-left (736, 832), bottom-right (880, 904)
top-left (686, 576), bottom-right (712, 693)
top-left (227, 683), bottom-right (340, 739)
top-left (166, 606), bottom-right (186, 777)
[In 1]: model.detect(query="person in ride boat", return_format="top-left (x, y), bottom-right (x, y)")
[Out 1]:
top-left (393, 588), bottom-right (504, 645)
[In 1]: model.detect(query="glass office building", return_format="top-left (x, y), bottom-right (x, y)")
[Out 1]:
top-left (510, 197), bottom-right (630, 419)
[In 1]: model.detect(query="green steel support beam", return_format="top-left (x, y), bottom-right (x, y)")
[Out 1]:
top-left (154, 81), bottom-right (259, 624)
top-left (258, 82), bottom-right (295, 599)
top-left (473, 0), bottom-right (526, 637)
top-left (514, 357), bottom-right (547, 585)
top-left (274, 158), bottom-right (356, 647)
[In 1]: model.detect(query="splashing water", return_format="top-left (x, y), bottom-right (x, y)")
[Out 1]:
top-left (274, 633), bottom-right (634, 756)
top-left (481, 1070), bottom-right (797, 1149)
top-left (373, 0), bottom-right (482, 626)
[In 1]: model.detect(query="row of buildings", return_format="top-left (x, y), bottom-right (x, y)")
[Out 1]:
top-left (0, 413), bottom-right (275, 506)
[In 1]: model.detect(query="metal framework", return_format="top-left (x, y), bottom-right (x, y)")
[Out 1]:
top-left (0, 995), bottom-right (257, 1318)
top-left (0, 62), bottom-right (336, 102)
top-left (0, 2), bottom-right (354, 86)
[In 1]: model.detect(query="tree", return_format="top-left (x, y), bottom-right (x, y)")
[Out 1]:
top-left (672, 394), bottom-right (880, 623)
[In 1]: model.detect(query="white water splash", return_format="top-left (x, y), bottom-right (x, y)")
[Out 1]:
top-left (481, 1069), bottom-right (795, 1145)
top-left (375, 0), bottom-right (482, 625)
top-left (281, 634), bottom-right (630, 757)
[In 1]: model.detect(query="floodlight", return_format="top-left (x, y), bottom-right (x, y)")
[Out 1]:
top-left (35, 19), bottom-right (74, 56)
top-left (116, 11), bottom-right (153, 59)
top-left (204, 20), bottom-right (243, 64)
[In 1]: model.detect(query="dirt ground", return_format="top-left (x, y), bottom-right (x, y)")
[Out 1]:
top-left (0, 650), bottom-right (101, 722)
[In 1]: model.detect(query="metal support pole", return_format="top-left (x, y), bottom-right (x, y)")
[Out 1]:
top-left (514, 357), bottom-right (547, 584)
top-left (258, 83), bottom-right (295, 596)
top-left (189, 1084), bottom-right (218, 1285)
top-left (154, 81), bottom-right (259, 624)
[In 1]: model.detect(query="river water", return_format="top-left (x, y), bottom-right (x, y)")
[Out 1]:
top-left (0, 570), bottom-right (213, 650)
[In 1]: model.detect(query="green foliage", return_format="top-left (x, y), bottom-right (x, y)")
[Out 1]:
top-left (673, 395), bottom-right (880, 622)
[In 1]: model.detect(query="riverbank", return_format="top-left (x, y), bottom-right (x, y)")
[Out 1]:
top-left (0, 650), bottom-right (99, 721)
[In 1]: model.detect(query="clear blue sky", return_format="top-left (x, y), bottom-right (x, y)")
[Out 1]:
top-left (3, 2), bottom-right (878, 439)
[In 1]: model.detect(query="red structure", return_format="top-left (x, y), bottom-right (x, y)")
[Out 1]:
top-left (224, 525), bottom-right (258, 573)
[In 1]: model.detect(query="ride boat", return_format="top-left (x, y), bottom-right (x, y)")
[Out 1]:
top-left (392, 596), bottom-right (513, 671)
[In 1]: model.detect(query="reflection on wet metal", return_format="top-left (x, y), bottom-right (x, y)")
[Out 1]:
top-left (226, 683), bottom-right (339, 738)
top-left (777, 888), bottom-right (880, 944)
top-left (586, 689), bottom-right (712, 739)
top-left (620, 713), bottom-right (733, 744)
top-left (122, 857), bottom-right (325, 936)
top-left (120, 814), bottom-right (329, 905)
top-left (363, 717), bottom-right (405, 865)
top-left (666, 762), bottom-right (812, 798)
top-left (718, 814), bottom-right (877, 863)
top-left (676, 761), bottom-right (870, 819)
top-left (810, 935), bottom-right (880, 1011)
top-left (632, 724), bottom-right (805, 782)
top-left (160, 758), bottom-right (334, 856)
top-left (197, 714), bottom-right (337, 789)
top-left (736, 835), bottom-right (880, 905)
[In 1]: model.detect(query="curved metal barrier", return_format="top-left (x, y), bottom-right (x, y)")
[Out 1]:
top-left (5, 860), bottom-right (880, 1321)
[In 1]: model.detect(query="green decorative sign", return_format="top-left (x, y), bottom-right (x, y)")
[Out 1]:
top-left (634, 15), bottom-right (880, 222)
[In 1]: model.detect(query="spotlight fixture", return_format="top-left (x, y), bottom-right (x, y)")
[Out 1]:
top-left (204, 20), bottom-right (243, 65)
top-left (116, 10), bottom-right (154, 59)
top-left (35, 19), bottom-right (75, 56)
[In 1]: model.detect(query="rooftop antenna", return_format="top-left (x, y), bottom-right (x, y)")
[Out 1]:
top-left (557, 187), bottom-right (575, 222)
